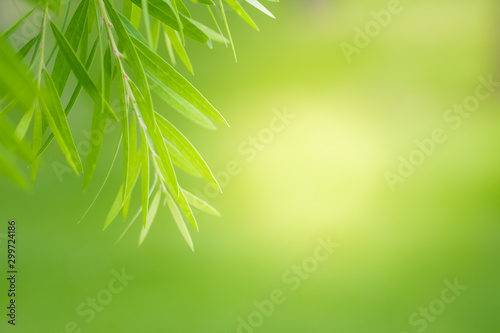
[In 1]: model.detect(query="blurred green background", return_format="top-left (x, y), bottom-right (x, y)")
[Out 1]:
top-left (1, 0), bottom-right (500, 332)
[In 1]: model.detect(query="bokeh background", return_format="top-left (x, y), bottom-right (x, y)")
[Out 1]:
top-left (1, 0), bottom-right (500, 332)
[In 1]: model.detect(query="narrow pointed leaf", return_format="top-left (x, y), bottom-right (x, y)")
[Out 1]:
top-left (166, 141), bottom-right (201, 176)
top-left (130, 1), bottom-right (142, 28)
top-left (116, 62), bottom-right (131, 197)
top-left (0, 118), bottom-right (33, 163)
top-left (37, 37), bottom-right (99, 159)
top-left (175, 0), bottom-right (191, 17)
top-left (156, 112), bottom-right (220, 191)
top-left (141, 135), bottom-right (149, 227)
top-left (52, 0), bottom-right (90, 95)
top-left (245, 0), bottom-right (275, 18)
top-left (104, 186), bottom-right (125, 230)
top-left (78, 136), bottom-right (121, 224)
top-left (219, 0), bottom-right (237, 61)
top-left (0, 36), bottom-right (37, 113)
top-left (175, 187), bottom-right (199, 230)
top-left (131, 36), bottom-right (229, 126)
top-left (49, 20), bottom-right (117, 120)
top-left (138, 188), bottom-right (162, 245)
top-left (17, 36), bottom-right (39, 59)
top-left (165, 190), bottom-right (194, 250)
top-left (147, 73), bottom-right (215, 129)
top-left (1, 6), bottom-right (37, 38)
top-left (128, 80), bottom-right (179, 197)
top-left (83, 50), bottom-right (112, 189)
top-left (31, 105), bottom-right (42, 183)
top-left (128, 0), bottom-right (209, 44)
top-left (184, 190), bottom-right (220, 216)
top-left (163, 24), bottom-right (193, 74)
top-left (41, 69), bottom-right (82, 173)
top-left (103, 153), bottom-right (141, 230)
top-left (123, 117), bottom-right (138, 218)
top-left (195, 13), bottom-right (229, 44)
top-left (103, 0), bottom-right (154, 117)
top-left (224, 0), bottom-right (258, 30)
top-left (190, 0), bottom-right (214, 4)
top-left (15, 107), bottom-right (34, 140)
top-left (0, 149), bottom-right (28, 188)
top-left (141, 0), bottom-right (154, 47)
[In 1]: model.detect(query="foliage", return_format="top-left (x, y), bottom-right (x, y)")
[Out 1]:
top-left (0, 0), bottom-right (276, 249)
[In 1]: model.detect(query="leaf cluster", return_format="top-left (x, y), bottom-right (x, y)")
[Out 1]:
top-left (0, 0), bottom-right (276, 248)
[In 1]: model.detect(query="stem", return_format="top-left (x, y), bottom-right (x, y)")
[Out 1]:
top-left (36, 4), bottom-right (49, 87)
top-left (97, 0), bottom-right (119, 60)
top-left (98, 0), bottom-right (169, 196)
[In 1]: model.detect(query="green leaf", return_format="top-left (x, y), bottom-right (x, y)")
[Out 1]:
top-left (52, 0), bottom-right (90, 95)
top-left (14, 107), bottom-right (34, 140)
top-left (141, 134), bottom-right (149, 227)
top-left (1, 6), bottom-right (37, 38)
top-left (224, 0), bottom-right (258, 30)
top-left (17, 36), bottom-right (39, 59)
top-left (219, 0), bottom-right (237, 61)
top-left (163, 24), bottom-right (193, 74)
top-left (147, 73), bottom-right (216, 129)
top-left (190, 0), bottom-right (214, 5)
top-left (41, 69), bottom-right (82, 173)
top-left (180, 15), bottom-right (211, 46)
top-left (82, 49), bottom-right (112, 189)
top-left (78, 136), bottom-right (121, 224)
top-left (115, 178), bottom-right (157, 244)
top-left (165, 190), bottom-right (194, 251)
top-left (117, 11), bottom-right (148, 44)
top-left (104, 0), bottom-right (179, 198)
top-left (36, 37), bottom-right (100, 161)
top-left (115, 61), bottom-right (131, 198)
top-left (49, 20), bottom-right (117, 121)
top-left (131, 35), bottom-right (229, 126)
top-left (130, 2), bottom-right (142, 28)
top-left (151, 18), bottom-right (161, 49)
top-left (128, 0), bottom-right (179, 29)
top-left (0, 117), bottom-right (33, 163)
top-left (175, 187), bottom-right (199, 231)
top-left (129, 0), bottom-right (209, 44)
top-left (166, 0), bottom-right (184, 44)
top-left (164, 27), bottom-right (176, 65)
top-left (184, 189), bottom-right (220, 216)
top-left (138, 188), bottom-right (162, 245)
top-left (0, 147), bottom-right (28, 188)
top-left (104, 186), bottom-right (125, 230)
top-left (102, 0), bottom-right (154, 116)
top-left (123, 0), bottom-right (133, 19)
top-left (165, 140), bottom-right (201, 176)
top-left (176, 0), bottom-right (191, 17)
top-left (244, 0), bottom-right (275, 18)
top-left (119, 14), bottom-right (217, 129)
top-left (200, 8), bottom-right (229, 45)
top-left (103, 153), bottom-right (141, 230)
top-left (123, 117), bottom-right (138, 218)
top-left (31, 105), bottom-right (42, 183)
top-left (0, 35), bottom-right (37, 113)
top-left (141, 0), bottom-right (154, 47)
top-left (87, 0), bottom-right (97, 34)
top-left (156, 112), bottom-right (221, 192)
top-left (128, 80), bottom-right (179, 198)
